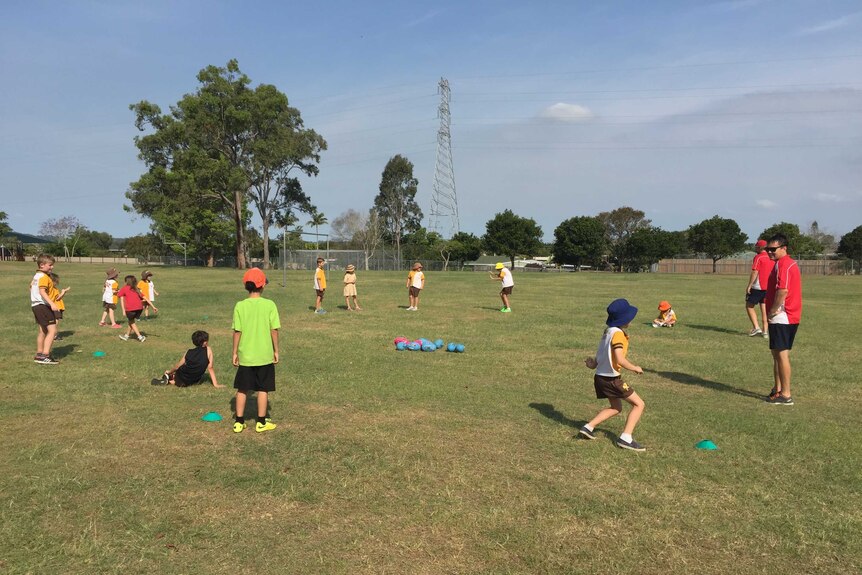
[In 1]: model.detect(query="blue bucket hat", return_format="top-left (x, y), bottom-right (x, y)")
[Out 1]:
top-left (606, 298), bottom-right (638, 327)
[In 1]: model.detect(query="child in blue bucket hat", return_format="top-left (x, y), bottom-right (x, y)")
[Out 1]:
top-left (580, 299), bottom-right (647, 452)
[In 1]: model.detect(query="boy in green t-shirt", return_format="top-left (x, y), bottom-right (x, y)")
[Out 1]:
top-left (232, 268), bottom-right (281, 433)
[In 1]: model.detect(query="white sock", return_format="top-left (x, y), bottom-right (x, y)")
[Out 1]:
top-left (583, 424), bottom-right (594, 431)
top-left (620, 433), bottom-right (633, 443)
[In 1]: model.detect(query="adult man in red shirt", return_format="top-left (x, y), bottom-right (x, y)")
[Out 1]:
top-left (764, 233), bottom-right (802, 405)
top-left (745, 239), bottom-right (772, 337)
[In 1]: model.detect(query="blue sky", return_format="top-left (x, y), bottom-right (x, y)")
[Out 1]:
top-left (2, 0), bottom-right (862, 243)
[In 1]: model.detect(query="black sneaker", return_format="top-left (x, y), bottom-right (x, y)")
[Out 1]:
top-left (616, 438), bottom-right (646, 452)
top-left (578, 426), bottom-right (596, 440)
top-left (767, 395), bottom-right (794, 406)
top-left (36, 356), bottom-right (59, 365)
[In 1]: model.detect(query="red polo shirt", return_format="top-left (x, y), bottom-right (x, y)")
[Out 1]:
top-left (766, 255), bottom-right (802, 324)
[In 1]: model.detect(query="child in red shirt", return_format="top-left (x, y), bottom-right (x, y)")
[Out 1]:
top-left (117, 275), bottom-right (157, 342)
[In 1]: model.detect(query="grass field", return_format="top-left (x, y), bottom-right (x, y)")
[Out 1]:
top-left (1, 261), bottom-right (860, 575)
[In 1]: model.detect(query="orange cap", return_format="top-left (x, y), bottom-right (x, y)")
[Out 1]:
top-left (658, 301), bottom-right (671, 311)
top-left (242, 267), bottom-right (268, 288)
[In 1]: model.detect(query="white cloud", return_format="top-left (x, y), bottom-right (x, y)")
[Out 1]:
top-left (798, 13), bottom-right (858, 36)
top-left (814, 193), bottom-right (845, 203)
top-left (756, 199), bottom-right (777, 209)
top-left (539, 103), bottom-right (594, 122)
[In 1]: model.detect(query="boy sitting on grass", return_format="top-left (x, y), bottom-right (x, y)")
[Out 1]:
top-left (157, 330), bottom-right (222, 388)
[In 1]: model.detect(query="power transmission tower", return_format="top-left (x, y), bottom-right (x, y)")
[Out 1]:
top-left (430, 77), bottom-right (459, 238)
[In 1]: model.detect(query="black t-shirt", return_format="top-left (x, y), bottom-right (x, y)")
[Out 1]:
top-left (175, 346), bottom-right (208, 386)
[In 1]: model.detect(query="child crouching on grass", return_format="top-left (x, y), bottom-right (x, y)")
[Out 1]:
top-left (157, 330), bottom-right (222, 387)
top-left (652, 300), bottom-right (677, 328)
top-left (580, 298), bottom-right (647, 452)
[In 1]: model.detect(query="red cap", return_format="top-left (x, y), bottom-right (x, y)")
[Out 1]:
top-left (755, 239), bottom-right (767, 248)
top-left (242, 268), bottom-right (268, 288)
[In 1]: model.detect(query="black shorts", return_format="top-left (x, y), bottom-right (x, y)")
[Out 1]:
top-left (32, 304), bottom-right (56, 327)
top-left (126, 309), bottom-right (142, 323)
top-left (594, 373), bottom-right (634, 399)
top-left (769, 323), bottom-right (799, 351)
top-left (501, 286), bottom-right (513, 296)
top-left (746, 289), bottom-right (767, 305)
top-left (234, 364), bottom-right (276, 392)
top-left (173, 368), bottom-right (202, 388)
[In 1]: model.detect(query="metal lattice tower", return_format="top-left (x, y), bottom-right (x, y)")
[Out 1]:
top-left (430, 77), bottom-right (459, 238)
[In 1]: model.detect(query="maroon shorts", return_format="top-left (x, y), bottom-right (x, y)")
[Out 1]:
top-left (53, 310), bottom-right (64, 320)
top-left (409, 286), bottom-right (421, 297)
top-left (32, 304), bottom-right (56, 327)
top-left (594, 374), bottom-right (634, 399)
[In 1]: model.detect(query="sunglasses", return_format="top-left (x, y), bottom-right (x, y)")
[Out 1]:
top-left (765, 246), bottom-right (786, 253)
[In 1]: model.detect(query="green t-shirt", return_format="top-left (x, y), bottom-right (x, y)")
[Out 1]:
top-left (232, 296), bottom-right (281, 366)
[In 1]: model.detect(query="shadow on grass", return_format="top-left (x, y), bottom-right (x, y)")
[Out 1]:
top-left (646, 368), bottom-right (763, 399)
top-left (52, 344), bottom-right (78, 359)
top-left (686, 323), bottom-right (743, 335)
top-left (477, 306), bottom-right (504, 311)
top-left (229, 395), bottom-right (273, 420)
top-left (529, 402), bottom-right (583, 429)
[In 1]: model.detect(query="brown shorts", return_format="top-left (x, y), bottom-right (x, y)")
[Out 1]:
top-left (316, 289), bottom-right (325, 299)
top-left (53, 310), bottom-right (64, 320)
top-left (594, 374), bottom-right (634, 399)
top-left (32, 304), bottom-right (56, 327)
top-left (103, 302), bottom-right (116, 311)
top-left (501, 286), bottom-right (513, 295)
top-left (409, 286), bottom-right (421, 297)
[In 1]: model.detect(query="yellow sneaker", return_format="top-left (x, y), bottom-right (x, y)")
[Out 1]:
top-left (255, 421), bottom-right (277, 433)
top-left (232, 422), bottom-right (247, 433)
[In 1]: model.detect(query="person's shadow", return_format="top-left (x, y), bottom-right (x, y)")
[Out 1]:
top-left (645, 369), bottom-right (763, 399)
top-left (529, 402), bottom-right (582, 430)
top-left (52, 344), bottom-right (77, 359)
top-left (685, 323), bottom-right (743, 336)
top-left (229, 395), bottom-right (273, 420)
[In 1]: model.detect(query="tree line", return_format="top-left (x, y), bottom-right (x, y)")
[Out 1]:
top-left (5, 60), bottom-right (862, 271)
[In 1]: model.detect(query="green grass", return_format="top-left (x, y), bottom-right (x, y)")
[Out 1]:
top-left (1, 262), bottom-right (860, 574)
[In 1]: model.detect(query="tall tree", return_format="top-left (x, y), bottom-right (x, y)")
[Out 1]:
top-left (597, 206), bottom-right (651, 271)
top-left (804, 221), bottom-right (836, 253)
top-left (618, 227), bottom-right (687, 272)
top-left (688, 215), bottom-right (747, 272)
top-left (552, 216), bottom-right (606, 269)
top-left (759, 222), bottom-right (823, 256)
top-left (373, 155), bottom-right (422, 266)
top-left (331, 209), bottom-right (364, 247)
top-left (129, 60), bottom-right (322, 268)
top-left (483, 210), bottom-right (544, 269)
top-left (837, 225), bottom-right (862, 270)
top-left (39, 216), bottom-right (84, 260)
top-left (247, 83), bottom-right (326, 268)
top-left (307, 211), bottom-right (328, 252)
top-left (443, 231), bottom-right (483, 269)
top-left (0, 211), bottom-right (11, 238)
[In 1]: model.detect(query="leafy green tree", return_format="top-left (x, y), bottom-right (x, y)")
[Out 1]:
top-left (122, 234), bottom-right (164, 263)
top-left (247, 83), bottom-right (325, 268)
top-left (837, 225), bottom-right (862, 270)
top-left (759, 222), bottom-right (823, 257)
top-left (688, 216), bottom-right (747, 272)
top-left (402, 227), bottom-right (443, 262)
top-left (444, 231), bottom-right (483, 269)
top-left (307, 211), bottom-right (328, 252)
top-left (373, 155), bottom-right (422, 265)
top-left (0, 211), bottom-right (11, 238)
top-left (483, 210), bottom-right (543, 269)
top-left (129, 60), bottom-right (322, 269)
top-left (552, 216), bottom-right (606, 268)
top-left (597, 206), bottom-right (651, 271)
top-left (618, 228), bottom-right (687, 272)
